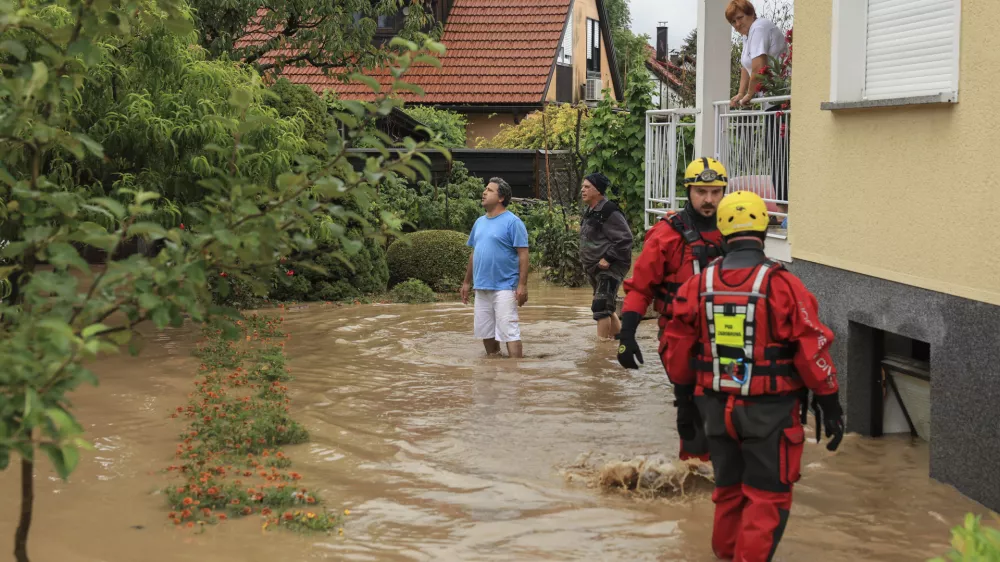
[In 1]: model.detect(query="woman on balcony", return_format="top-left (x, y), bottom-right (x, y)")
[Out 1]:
top-left (727, 0), bottom-right (788, 108)
top-left (726, 0), bottom-right (790, 220)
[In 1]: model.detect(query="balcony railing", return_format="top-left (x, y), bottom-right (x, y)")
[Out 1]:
top-left (714, 95), bottom-right (791, 240)
top-left (643, 108), bottom-right (698, 230)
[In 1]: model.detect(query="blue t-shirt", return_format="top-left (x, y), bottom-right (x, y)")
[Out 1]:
top-left (467, 210), bottom-right (529, 291)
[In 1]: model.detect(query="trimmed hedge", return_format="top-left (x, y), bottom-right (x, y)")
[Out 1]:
top-left (386, 230), bottom-right (471, 290)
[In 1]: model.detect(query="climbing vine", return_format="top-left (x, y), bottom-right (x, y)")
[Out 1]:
top-left (583, 67), bottom-right (654, 234)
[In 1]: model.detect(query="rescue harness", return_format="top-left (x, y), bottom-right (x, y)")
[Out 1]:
top-left (652, 213), bottom-right (723, 317)
top-left (691, 258), bottom-right (800, 396)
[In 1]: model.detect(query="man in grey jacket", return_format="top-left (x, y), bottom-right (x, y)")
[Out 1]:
top-left (579, 172), bottom-right (634, 339)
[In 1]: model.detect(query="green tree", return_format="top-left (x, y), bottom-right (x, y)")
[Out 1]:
top-left (61, 25), bottom-right (309, 213)
top-left (189, 0), bottom-right (439, 73)
top-left (477, 103), bottom-right (589, 151)
top-left (0, 3), bottom-right (444, 561)
top-left (583, 65), bottom-right (654, 233)
top-left (603, 0), bottom-right (648, 85)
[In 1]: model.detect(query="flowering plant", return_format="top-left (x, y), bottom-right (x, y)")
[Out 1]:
top-left (756, 28), bottom-right (793, 97)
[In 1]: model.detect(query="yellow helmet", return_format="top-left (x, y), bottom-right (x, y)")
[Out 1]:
top-left (717, 190), bottom-right (770, 237)
top-left (683, 157), bottom-right (728, 188)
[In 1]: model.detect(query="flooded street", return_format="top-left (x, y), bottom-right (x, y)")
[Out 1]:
top-left (0, 278), bottom-right (991, 561)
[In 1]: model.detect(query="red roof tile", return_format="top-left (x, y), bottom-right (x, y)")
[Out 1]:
top-left (237, 0), bottom-right (571, 105)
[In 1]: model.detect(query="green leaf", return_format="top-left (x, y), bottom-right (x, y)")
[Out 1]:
top-left (46, 242), bottom-right (88, 272)
top-left (40, 443), bottom-right (73, 481)
top-left (151, 307), bottom-right (171, 329)
top-left (392, 81), bottom-right (425, 97)
top-left (349, 73), bottom-right (381, 94)
top-left (0, 40), bottom-right (27, 61)
top-left (61, 444), bottom-right (80, 476)
top-left (89, 197), bottom-right (126, 219)
top-left (229, 88), bottom-right (253, 109)
top-left (23, 389), bottom-right (43, 423)
top-left (45, 407), bottom-right (82, 436)
top-left (128, 222), bottom-right (167, 240)
top-left (25, 62), bottom-right (49, 99)
top-left (107, 330), bottom-right (133, 347)
top-left (138, 292), bottom-right (161, 311)
top-left (81, 323), bottom-right (110, 339)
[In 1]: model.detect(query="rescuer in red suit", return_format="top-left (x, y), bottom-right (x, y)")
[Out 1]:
top-left (616, 157), bottom-right (729, 462)
top-left (663, 190), bottom-right (845, 562)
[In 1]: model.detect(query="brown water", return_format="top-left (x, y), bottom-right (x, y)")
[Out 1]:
top-left (0, 279), bottom-right (993, 562)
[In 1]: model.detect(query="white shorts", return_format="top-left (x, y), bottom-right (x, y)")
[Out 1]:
top-left (473, 290), bottom-right (521, 342)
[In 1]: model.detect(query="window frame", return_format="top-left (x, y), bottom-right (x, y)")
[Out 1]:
top-left (826, 0), bottom-right (962, 110)
top-left (586, 18), bottom-right (601, 76)
top-left (557, 18), bottom-right (572, 66)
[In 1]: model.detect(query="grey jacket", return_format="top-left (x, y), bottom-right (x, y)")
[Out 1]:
top-left (579, 198), bottom-right (634, 277)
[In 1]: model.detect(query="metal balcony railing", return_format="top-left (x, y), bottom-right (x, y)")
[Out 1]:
top-left (643, 108), bottom-right (698, 230)
top-left (714, 95), bottom-right (791, 239)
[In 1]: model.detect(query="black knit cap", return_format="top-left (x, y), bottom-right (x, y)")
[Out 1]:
top-left (584, 172), bottom-right (610, 195)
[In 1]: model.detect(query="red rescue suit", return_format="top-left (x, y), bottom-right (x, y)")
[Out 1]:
top-left (664, 259), bottom-right (840, 562)
top-left (622, 214), bottom-right (724, 334)
top-left (621, 212), bottom-right (723, 461)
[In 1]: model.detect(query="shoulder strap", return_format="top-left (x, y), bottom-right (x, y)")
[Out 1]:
top-left (598, 200), bottom-right (623, 223)
top-left (667, 212), bottom-right (702, 246)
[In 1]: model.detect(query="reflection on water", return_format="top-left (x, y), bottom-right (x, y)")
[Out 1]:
top-left (0, 278), bottom-right (990, 561)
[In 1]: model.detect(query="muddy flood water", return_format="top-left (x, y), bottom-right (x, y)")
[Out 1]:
top-left (0, 278), bottom-right (993, 561)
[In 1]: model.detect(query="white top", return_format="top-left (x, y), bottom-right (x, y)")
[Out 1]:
top-left (741, 18), bottom-right (787, 73)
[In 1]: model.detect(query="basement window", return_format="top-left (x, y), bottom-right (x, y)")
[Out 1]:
top-left (878, 331), bottom-right (931, 441)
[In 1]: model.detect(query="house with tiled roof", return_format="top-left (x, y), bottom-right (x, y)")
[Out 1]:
top-left (240, 0), bottom-right (624, 147)
top-left (645, 24), bottom-right (693, 109)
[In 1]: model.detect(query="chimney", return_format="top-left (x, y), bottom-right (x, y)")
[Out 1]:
top-left (656, 22), bottom-right (668, 62)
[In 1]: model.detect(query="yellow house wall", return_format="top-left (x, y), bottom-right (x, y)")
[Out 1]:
top-left (790, 0), bottom-right (1000, 305)
top-left (465, 113), bottom-right (517, 147)
top-left (547, 0), bottom-right (614, 103)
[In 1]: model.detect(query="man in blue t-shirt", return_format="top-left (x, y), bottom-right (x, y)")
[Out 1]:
top-left (460, 177), bottom-right (529, 358)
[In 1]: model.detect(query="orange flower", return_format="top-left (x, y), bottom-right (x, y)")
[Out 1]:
top-left (217, 514), bottom-right (228, 521)
top-left (283, 512), bottom-right (294, 521)
top-left (261, 507), bottom-right (273, 516)
top-left (186, 522), bottom-right (195, 528)
top-left (231, 498), bottom-right (241, 505)
top-left (201, 507), bottom-right (212, 517)
top-left (181, 509), bottom-right (192, 518)
top-left (183, 497), bottom-right (194, 506)
top-left (306, 497), bottom-right (316, 504)
top-left (241, 507), bottom-right (252, 515)
top-left (207, 487), bottom-right (219, 495)
top-left (289, 472), bottom-right (302, 480)
top-left (176, 487), bottom-right (186, 494)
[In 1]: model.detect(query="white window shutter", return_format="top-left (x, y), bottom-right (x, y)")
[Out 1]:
top-left (864, 0), bottom-right (960, 100)
top-left (586, 20), bottom-right (593, 60)
top-left (561, 20), bottom-right (572, 64)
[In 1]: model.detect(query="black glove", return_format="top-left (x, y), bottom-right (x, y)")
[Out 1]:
top-left (673, 384), bottom-right (699, 441)
top-left (811, 392), bottom-right (845, 452)
top-left (616, 311), bottom-right (643, 369)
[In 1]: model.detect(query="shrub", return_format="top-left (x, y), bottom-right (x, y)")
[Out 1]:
top-left (386, 230), bottom-right (471, 289)
top-left (375, 162), bottom-right (484, 233)
top-left (478, 103), bottom-right (590, 150)
top-left (265, 78), bottom-right (338, 149)
top-left (389, 278), bottom-right (437, 303)
top-left (403, 106), bottom-right (468, 148)
top-left (930, 513), bottom-right (1000, 562)
top-left (269, 231), bottom-right (389, 303)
